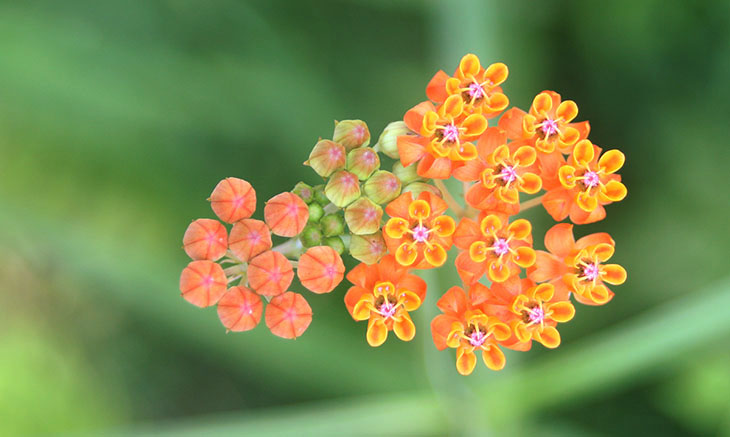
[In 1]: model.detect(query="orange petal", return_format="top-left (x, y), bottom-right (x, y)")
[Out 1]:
top-left (593, 242), bottom-right (615, 262)
top-left (408, 199), bottom-right (430, 220)
top-left (532, 92), bottom-right (553, 115)
top-left (576, 191), bottom-right (598, 212)
top-left (600, 180), bottom-right (627, 202)
top-left (513, 322), bottom-right (531, 344)
top-left (532, 283), bottom-right (555, 302)
top-left (462, 114), bottom-right (488, 138)
top-left (432, 215), bottom-right (456, 237)
top-left (352, 294), bottom-right (375, 320)
top-left (450, 141), bottom-right (478, 161)
top-left (485, 62), bottom-right (508, 85)
top-left (528, 251), bottom-right (567, 283)
top-left (519, 173), bottom-right (542, 194)
top-left (480, 214), bottom-right (503, 236)
top-left (547, 301), bottom-right (575, 323)
top-left (398, 289), bottom-right (422, 312)
top-left (404, 101), bottom-right (435, 133)
top-left (496, 186), bottom-right (519, 204)
top-left (542, 188), bottom-right (572, 221)
top-left (265, 292), bottom-right (312, 339)
top-left (572, 140), bottom-right (595, 166)
top-left (180, 260), bottom-right (227, 308)
top-left (366, 317), bottom-right (388, 347)
top-left (558, 165), bottom-right (577, 188)
top-left (228, 219), bottom-right (272, 262)
top-left (384, 217), bottom-right (409, 239)
top-left (486, 93), bottom-right (509, 113)
top-left (535, 326), bottom-right (561, 348)
top-left (588, 284), bottom-right (613, 305)
top-left (247, 251), bottom-right (294, 297)
top-left (513, 145), bottom-right (537, 167)
top-left (424, 243), bottom-right (447, 267)
top-left (417, 154), bottom-right (452, 179)
top-left (507, 219), bottom-right (532, 240)
top-left (478, 127), bottom-right (508, 159)
top-left (436, 286), bottom-right (468, 315)
top-left (513, 246), bottom-right (536, 268)
top-left (426, 70), bottom-right (450, 103)
top-left (397, 135), bottom-right (427, 167)
top-left (544, 223), bottom-right (575, 257)
top-left (422, 111), bottom-right (439, 135)
top-left (459, 53), bottom-right (481, 77)
top-left (217, 286), bottom-right (263, 332)
top-left (210, 177), bottom-right (256, 224)
top-left (482, 345), bottom-right (506, 371)
top-left (445, 77), bottom-right (461, 97)
top-left (498, 108), bottom-right (527, 140)
top-left (558, 127), bottom-right (580, 150)
top-left (575, 232), bottom-right (614, 250)
top-left (487, 259), bottom-right (511, 283)
top-left (345, 285), bottom-right (369, 316)
top-left (183, 218), bottom-right (228, 261)
top-left (395, 242), bottom-right (418, 266)
top-left (456, 348), bottom-right (477, 376)
top-left (393, 312), bottom-right (416, 341)
top-left (442, 94), bottom-right (464, 118)
top-left (297, 246), bottom-right (345, 294)
top-left (264, 192), bottom-right (309, 237)
top-left (455, 251), bottom-right (487, 285)
top-left (556, 100), bottom-right (578, 123)
top-left (602, 264), bottom-right (627, 285)
top-left (431, 314), bottom-right (459, 350)
top-left (598, 150), bottom-right (625, 174)
top-left (469, 241), bottom-right (489, 263)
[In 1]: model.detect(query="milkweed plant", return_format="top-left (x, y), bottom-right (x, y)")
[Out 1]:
top-left (179, 54), bottom-right (627, 375)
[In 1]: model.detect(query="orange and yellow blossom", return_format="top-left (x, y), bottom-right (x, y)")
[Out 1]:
top-left (453, 214), bottom-right (536, 284)
top-left (426, 53), bottom-right (509, 117)
top-left (431, 285), bottom-right (511, 375)
top-left (529, 223), bottom-right (627, 305)
top-left (383, 191), bottom-right (455, 269)
top-left (344, 255), bottom-right (427, 347)
top-left (543, 140), bottom-right (627, 224)
top-left (509, 282), bottom-right (575, 349)
top-left (397, 95), bottom-right (487, 179)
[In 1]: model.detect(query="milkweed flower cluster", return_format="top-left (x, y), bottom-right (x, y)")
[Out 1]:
top-left (179, 54), bottom-right (627, 374)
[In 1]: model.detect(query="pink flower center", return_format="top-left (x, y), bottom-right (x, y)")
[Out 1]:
top-left (499, 165), bottom-right (517, 184)
top-left (468, 82), bottom-right (485, 99)
top-left (329, 148), bottom-right (342, 160)
top-left (412, 225), bottom-right (429, 243)
top-left (469, 330), bottom-right (487, 347)
top-left (528, 306), bottom-right (544, 324)
top-left (584, 171), bottom-right (600, 188)
top-left (493, 238), bottom-right (510, 256)
top-left (541, 118), bottom-right (559, 137)
top-left (247, 232), bottom-right (261, 244)
top-left (363, 151), bottom-right (375, 164)
top-left (379, 301), bottom-right (397, 319)
top-left (354, 125), bottom-right (366, 141)
top-left (441, 124), bottom-right (460, 143)
top-left (583, 263), bottom-right (600, 281)
top-left (324, 265), bottom-right (336, 279)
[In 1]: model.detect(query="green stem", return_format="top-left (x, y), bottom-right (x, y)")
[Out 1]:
top-left (519, 194), bottom-right (544, 212)
top-left (433, 179), bottom-right (465, 218)
top-left (272, 237), bottom-right (304, 259)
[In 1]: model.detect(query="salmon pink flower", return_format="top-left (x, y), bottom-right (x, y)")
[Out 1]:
top-left (344, 255), bottom-right (427, 347)
top-left (179, 260), bottom-right (227, 308)
top-left (297, 246), bottom-right (345, 294)
top-left (529, 224), bottom-right (627, 305)
top-left (265, 292), bottom-right (313, 339)
top-left (508, 282), bottom-right (575, 349)
top-left (217, 286), bottom-right (263, 332)
top-left (333, 119), bottom-right (370, 151)
top-left (247, 250), bottom-right (294, 297)
top-left (182, 218), bottom-right (228, 261)
top-left (431, 285), bottom-right (511, 375)
top-left (427, 53), bottom-right (509, 117)
top-left (454, 215), bottom-right (536, 284)
top-left (227, 219), bottom-right (272, 262)
top-left (383, 191), bottom-right (455, 269)
top-left (264, 192), bottom-right (309, 237)
top-left (209, 177), bottom-right (256, 224)
top-left (307, 139), bottom-right (347, 178)
top-left (543, 140), bottom-right (627, 224)
top-left (397, 95), bottom-right (487, 179)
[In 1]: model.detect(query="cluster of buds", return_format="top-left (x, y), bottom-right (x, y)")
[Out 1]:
top-left (179, 54), bottom-right (628, 374)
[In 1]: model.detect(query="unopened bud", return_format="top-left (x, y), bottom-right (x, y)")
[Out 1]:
top-left (325, 171), bottom-right (361, 208)
top-left (344, 197), bottom-right (383, 235)
top-left (375, 121), bottom-right (412, 159)
top-left (323, 236), bottom-right (346, 255)
top-left (300, 224), bottom-right (323, 248)
top-left (349, 233), bottom-right (387, 265)
top-left (312, 185), bottom-right (330, 206)
top-left (292, 182), bottom-right (315, 203)
top-left (321, 213), bottom-right (346, 237)
top-left (392, 161), bottom-right (422, 185)
top-left (347, 147), bottom-right (380, 180)
top-left (362, 170), bottom-right (401, 204)
top-left (306, 140), bottom-right (346, 177)
top-left (307, 202), bottom-right (324, 223)
top-left (403, 182), bottom-right (442, 198)
top-left (333, 120), bottom-right (370, 151)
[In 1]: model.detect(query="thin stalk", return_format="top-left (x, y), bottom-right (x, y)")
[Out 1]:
top-left (272, 237), bottom-right (304, 259)
top-left (519, 194), bottom-right (544, 212)
top-left (433, 179), bottom-right (465, 217)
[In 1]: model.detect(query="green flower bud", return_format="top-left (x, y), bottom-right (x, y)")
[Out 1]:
top-left (312, 185), bottom-right (330, 206)
top-left (344, 197), bottom-right (383, 235)
top-left (392, 161), bottom-right (422, 185)
top-left (333, 119), bottom-right (370, 151)
top-left (321, 213), bottom-right (346, 237)
top-left (307, 202), bottom-right (324, 223)
top-left (300, 224), bottom-right (323, 248)
top-left (292, 182), bottom-right (315, 203)
top-left (323, 236), bottom-right (346, 255)
top-left (325, 170), bottom-right (361, 208)
top-left (306, 139), bottom-right (346, 177)
top-left (403, 182), bottom-right (442, 198)
top-left (362, 170), bottom-right (401, 204)
top-left (349, 233), bottom-right (387, 265)
top-left (375, 121), bottom-right (412, 159)
top-left (346, 147), bottom-right (380, 180)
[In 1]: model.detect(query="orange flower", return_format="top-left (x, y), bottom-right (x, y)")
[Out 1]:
top-left (397, 95), bottom-right (487, 179)
top-left (344, 255), bottom-right (426, 346)
top-left (264, 192), bottom-right (309, 237)
top-left (498, 91), bottom-right (590, 155)
top-left (227, 219), bottom-right (272, 262)
top-left (247, 250), bottom-right (294, 297)
top-left (453, 127), bottom-right (542, 209)
top-left (383, 191), bottom-right (455, 269)
top-left (543, 140), bottom-right (627, 224)
top-left (297, 246), bottom-right (345, 294)
top-left (426, 53), bottom-right (509, 117)
top-left (265, 292), bottom-right (313, 339)
top-left (454, 215), bottom-right (536, 284)
top-left (508, 282), bottom-right (575, 349)
top-left (431, 285), bottom-right (511, 375)
top-left (179, 260), bottom-right (227, 307)
top-left (217, 286), bottom-right (263, 332)
top-left (182, 218), bottom-right (228, 261)
top-left (209, 177), bottom-right (256, 223)
top-left (529, 223), bottom-right (627, 305)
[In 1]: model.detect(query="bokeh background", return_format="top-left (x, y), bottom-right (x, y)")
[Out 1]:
top-left (1, 0), bottom-right (729, 435)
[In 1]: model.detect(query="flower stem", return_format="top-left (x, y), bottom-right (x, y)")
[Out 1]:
top-left (519, 195), bottom-right (544, 212)
top-left (272, 237), bottom-right (304, 259)
top-left (434, 179), bottom-right (465, 217)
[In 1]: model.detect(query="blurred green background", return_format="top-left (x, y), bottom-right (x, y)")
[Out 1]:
top-left (1, 0), bottom-right (729, 435)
